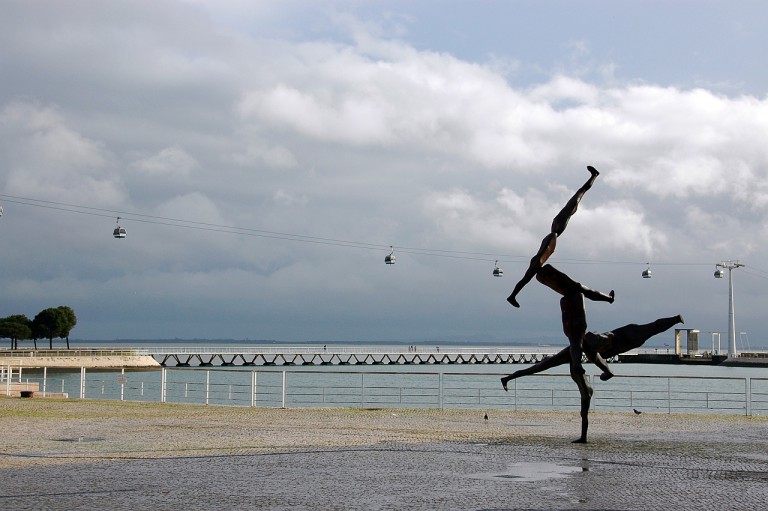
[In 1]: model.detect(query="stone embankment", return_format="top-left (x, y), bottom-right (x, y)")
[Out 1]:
top-left (0, 350), bottom-right (160, 369)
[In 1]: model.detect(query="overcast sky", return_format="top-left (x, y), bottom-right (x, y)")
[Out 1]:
top-left (1, 1), bottom-right (767, 347)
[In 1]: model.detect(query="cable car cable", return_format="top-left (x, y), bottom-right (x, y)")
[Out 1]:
top-left (1, 193), bottom-right (759, 272)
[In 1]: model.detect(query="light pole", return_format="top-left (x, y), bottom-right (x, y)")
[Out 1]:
top-left (715, 261), bottom-right (744, 360)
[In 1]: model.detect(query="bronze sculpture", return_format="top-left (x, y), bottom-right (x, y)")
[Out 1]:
top-left (506, 165), bottom-right (599, 309)
top-left (503, 165), bottom-right (625, 442)
top-left (501, 315), bottom-right (684, 442)
top-left (534, 263), bottom-right (614, 442)
top-left (501, 315), bottom-right (686, 386)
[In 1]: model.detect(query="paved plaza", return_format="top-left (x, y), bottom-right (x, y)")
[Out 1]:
top-left (2, 399), bottom-right (767, 510)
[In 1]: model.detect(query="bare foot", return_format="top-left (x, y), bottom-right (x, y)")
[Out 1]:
top-left (587, 165), bottom-right (599, 177)
top-left (572, 437), bottom-right (588, 444)
top-left (506, 295), bottom-right (520, 308)
top-left (600, 371), bottom-right (614, 381)
top-left (500, 377), bottom-right (509, 391)
top-left (677, 314), bottom-right (685, 324)
top-left (609, 290), bottom-right (615, 304)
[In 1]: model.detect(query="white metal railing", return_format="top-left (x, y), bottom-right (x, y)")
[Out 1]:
top-left (5, 346), bottom-right (767, 357)
top-left (0, 349), bottom-right (143, 358)
top-left (1, 347), bottom-right (563, 361)
top-left (6, 346), bottom-right (766, 357)
top-left (5, 366), bottom-right (767, 416)
top-left (113, 346), bottom-right (562, 356)
top-left (630, 348), bottom-right (768, 356)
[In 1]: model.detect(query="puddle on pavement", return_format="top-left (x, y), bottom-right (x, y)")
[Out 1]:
top-left (475, 461), bottom-right (588, 482)
top-left (55, 437), bottom-right (106, 443)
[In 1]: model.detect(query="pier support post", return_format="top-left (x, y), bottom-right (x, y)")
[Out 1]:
top-left (439, 373), bottom-right (443, 410)
top-left (360, 372), bottom-right (365, 408)
top-left (205, 370), bottom-right (210, 405)
top-left (161, 368), bottom-right (167, 403)
top-left (79, 367), bottom-right (86, 399)
top-left (251, 371), bottom-right (257, 407)
top-left (667, 378), bottom-right (671, 414)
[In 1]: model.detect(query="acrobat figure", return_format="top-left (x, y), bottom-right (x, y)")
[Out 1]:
top-left (533, 263), bottom-right (615, 442)
top-left (507, 165), bottom-right (599, 308)
top-left (501, 314), bottom-right (685, 443)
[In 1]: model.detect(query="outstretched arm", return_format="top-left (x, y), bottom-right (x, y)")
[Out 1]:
top-left (507, 233), bottom-right (557, 308)
top-left (583, 344), bottom-right (614, 381)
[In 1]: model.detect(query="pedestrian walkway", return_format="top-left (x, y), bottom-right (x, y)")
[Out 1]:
top-left (1, 400), bottom-right (767, 510)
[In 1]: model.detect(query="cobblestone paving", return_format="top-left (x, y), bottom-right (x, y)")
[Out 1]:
top-left (3, 438), bottom-right (768, 510)
top-left (2, 400), bottom-right (768, 510)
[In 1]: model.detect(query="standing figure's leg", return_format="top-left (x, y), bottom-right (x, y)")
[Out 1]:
top-left (569, 334), bottom-right (584, 380)
top-left (560, 292), bottom-right (592, 442)
top-left (551, 166), bottom-right (600, 236)
top-left (560, 293), bottom-right (588, 374)
top-left (501, 347), bottom-right (570, 390)
top-left (570, 367), bottom-right (593, 443)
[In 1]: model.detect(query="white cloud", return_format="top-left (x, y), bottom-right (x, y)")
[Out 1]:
top-left (152, 192), bottom-right (225, 225)
top-left (424, 185), bottom-right (664, 261)
top-left (573, 201), bottom-right (665, 259)
top-left (0, 101), bottom-right (127, 206)
top-left (529, 75), bottom-right (600, 106)
top-left (231, 141), bottom-right (298, 169)
top-left (237, 41), bottom-right (768, 198)
top-left (130, 146), bottom-right (197, 180)
top-left (273, 189), bottom-right (307, 206)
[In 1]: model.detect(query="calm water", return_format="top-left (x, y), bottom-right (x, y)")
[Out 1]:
top-left (12, 341), bottom-right (768, 415)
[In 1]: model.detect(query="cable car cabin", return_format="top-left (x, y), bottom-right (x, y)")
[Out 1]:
top-left (493, 267), bottom-right (503, 277)
top-left (384, 247), bottom-right (395, 265)
top-left (642, 268), bottom-right (652, 278)
top-left (714, 269), bottom-right (724, 278)
top-left (113, 216), bottom-right (127, 239)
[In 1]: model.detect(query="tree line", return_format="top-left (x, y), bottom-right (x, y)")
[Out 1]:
top-left (0, 306), bottom-right (77, 350)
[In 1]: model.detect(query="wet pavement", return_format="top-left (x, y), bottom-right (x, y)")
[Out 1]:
top-left (2, 436), bottom-right (768, 510)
